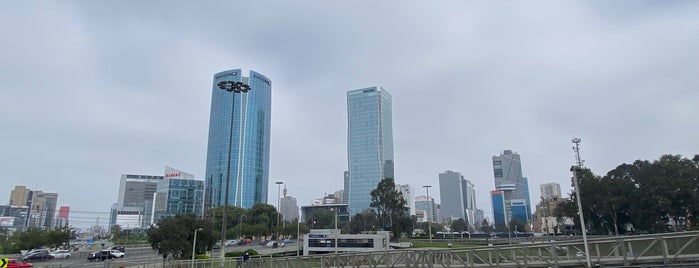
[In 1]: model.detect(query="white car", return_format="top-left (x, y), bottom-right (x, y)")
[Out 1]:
top-left (50, 249), bottom-right (72, 259)
top-left (109, 249), bottom-right (125, 258)
top-left (265, 241), bottom-right (285, 248)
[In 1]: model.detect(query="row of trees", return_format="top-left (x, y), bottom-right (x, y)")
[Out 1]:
top-left (0, 225), bottom-right (77, 254)
top-left (146, 177), bottom-right (417, 260)
top-left (555, 154), bottom-right (699, 235)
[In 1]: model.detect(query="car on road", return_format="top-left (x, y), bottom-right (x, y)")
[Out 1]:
top-left (87, 250), bottom-right (118, 261)
top-left (109, 249), bottom-right (125, 258)
top-left (50, 249), bottom-right (71, 259)
top-left (225, 239), bottom-right (238, 247)
top-left (6, 259), bottom-right (33, 268)
top-left (21, 251), bottom-right (53, 262)
top-left (108, 245), bottom-right (126, 253)
top-left (265, 241), bottom-right (285, 248)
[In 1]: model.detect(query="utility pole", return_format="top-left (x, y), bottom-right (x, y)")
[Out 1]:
top-left (572, 137), bottom-right (591, 268)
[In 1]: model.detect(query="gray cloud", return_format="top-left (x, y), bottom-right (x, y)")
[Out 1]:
top-left (1, 1), bottom-right (698, 227)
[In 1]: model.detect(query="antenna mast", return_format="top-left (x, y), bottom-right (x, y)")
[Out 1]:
top-left (571, 137), bottom-right (591, 267)
top-left (572, 137), bottom-right (584, 167)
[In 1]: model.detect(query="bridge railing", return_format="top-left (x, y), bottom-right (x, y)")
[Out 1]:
top-left (163, 231), bottom-right (699, 268)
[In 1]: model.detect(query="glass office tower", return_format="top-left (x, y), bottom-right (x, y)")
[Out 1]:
top-left (492, 150), bottom-right (532, 226)
top-left (347, 86), bottom-right (394, 216)
top-left (205, 69), bottom-right (271, 209)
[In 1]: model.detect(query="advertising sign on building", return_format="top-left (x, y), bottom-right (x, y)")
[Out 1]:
top-left (0, 216), bottom-right (14, 227)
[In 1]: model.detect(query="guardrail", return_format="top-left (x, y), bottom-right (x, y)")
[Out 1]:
top-left (122, 231), bottom-right (699, 268)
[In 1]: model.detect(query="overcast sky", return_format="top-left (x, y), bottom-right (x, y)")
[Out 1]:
top-left (1, 1), bottom-right (698, 229)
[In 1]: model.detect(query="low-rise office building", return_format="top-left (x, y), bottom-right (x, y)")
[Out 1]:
top-left (303, 229), bottom-right (389, 256)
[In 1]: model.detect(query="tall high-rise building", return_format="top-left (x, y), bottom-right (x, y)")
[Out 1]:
top-left (346, 86), bottom-right (394, 215)
top-left (280, 195), bottom-right (299, 222)
top-left (151, 167), bottom-right (204, 224)
top-left (10, 186), bottom-right (32, 207)
top-left (205, 69), bottom-right (272, 210)
top-left (492, 150), bottom-right (532, 228)
top-left (116, 174), bottom-right (163, 228)
top-left (438, 170), bottom-right (476, 226)
top-left (28, 191), bottom-right (58, 229)
top-left (540, 182), bottom-right (562, 201)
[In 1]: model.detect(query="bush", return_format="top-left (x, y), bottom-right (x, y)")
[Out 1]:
top-left (224, 249), bottom-right (258, 258)
top-left (195, 254), bottom-right (209, 259)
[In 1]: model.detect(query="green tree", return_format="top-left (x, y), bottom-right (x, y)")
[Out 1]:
top-left (451, 218), bottom-right (467, 233)
top-left (348, 211), bottom-right (379, 234)
top-left (12, 227), bottom-right (46, 251)
top-left (147, 213), bottom-right (214, 260)
top-left (370, 177), bottom-right (408, 241)
top-left (45, 225), bottom-right (77, 249)
top-left (509, 218), bottom-right (525, 233)
top-left (248, 203), bottom-right (279, 238)
top-left (307, 208), bottom-right (334, 229)
top-left (479, 219), bottom-right (494, 233)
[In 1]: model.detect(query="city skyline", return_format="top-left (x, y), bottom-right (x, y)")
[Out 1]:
top-left (1, 2), bottom-right (698, 228)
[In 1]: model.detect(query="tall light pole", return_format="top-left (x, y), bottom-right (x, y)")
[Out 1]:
top-left (422, 185), bottom-right (432, 244)
top-left (330, 207), bottom-right (338, 254)
top-left (296, 208), bottom-right (301, 256)
top-left (238, 214), bottom-right (245, 239)
top-left (275, 181), bottom-right (284, 232)
top-left (217, 80), bottom-right (251, 267)
top-left (571, 137), bottom-right (591, 268)
top-left (191, 227), bottom-right (203, 268)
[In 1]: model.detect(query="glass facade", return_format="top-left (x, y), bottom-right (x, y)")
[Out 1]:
top-left (152, 178), bottom-right (204, 223)
top-left (205, 69), bottom-right (271, 209)
top-left (346, 87), bottom-right (394, 216)
top-left (491, 190), bottom-right (506, 229)
top-left (492, 150), bottom-right (531, 224)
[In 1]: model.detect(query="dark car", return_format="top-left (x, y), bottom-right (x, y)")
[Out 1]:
top-left (108, 245), bottom-right (125, 253)
top-left (87, 250), bottom-right (117, 262)
top-left (21, 251), bottom-right (53, 262)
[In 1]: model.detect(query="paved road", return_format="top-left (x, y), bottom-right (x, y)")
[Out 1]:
top-left (22, 243), bottom-right (300, 267)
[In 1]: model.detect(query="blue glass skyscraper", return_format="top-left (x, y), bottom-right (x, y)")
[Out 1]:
top-left (347, 86), bottom-right (394, 216)
top-left (205, 69), bottom-right (271, 209)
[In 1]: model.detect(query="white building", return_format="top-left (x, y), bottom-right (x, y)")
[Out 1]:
top-left (303, 229), bottom-right (390, 255)
top-left (397, 184), bottom-right (414, 215)
top-left (540, 182), bottom-right (562, 201)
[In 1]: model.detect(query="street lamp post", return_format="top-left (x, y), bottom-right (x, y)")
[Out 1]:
top-left (192, 228), bottom-right (203, 268)
top-left (296, 208), bottom-right (301, 256)
top-left (422, 185), bottom-right (432, 244)
top-left (330, 208), bottom-right (338, 254)
top-left (217, 80), bottom-right (251, 267)
top-left (275, 181), bottom-right (284, 234)
top-left (239, 214), bottom-right (245, 239)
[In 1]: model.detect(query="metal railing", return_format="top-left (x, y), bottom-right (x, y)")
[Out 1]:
top-left (38, 231), bottom-right (699, 268)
